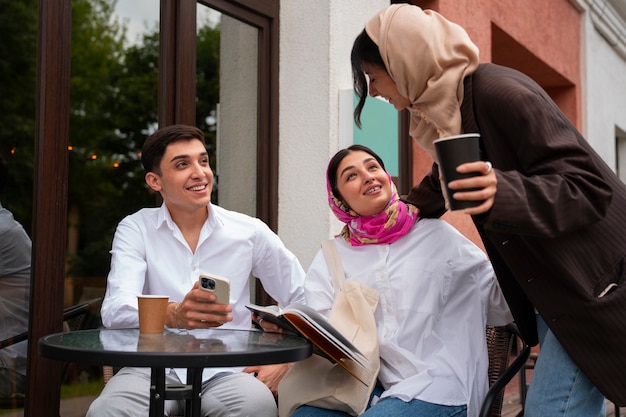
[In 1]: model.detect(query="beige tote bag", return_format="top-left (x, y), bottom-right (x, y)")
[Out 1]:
top-left (278, 240), bottom-right (380, 417)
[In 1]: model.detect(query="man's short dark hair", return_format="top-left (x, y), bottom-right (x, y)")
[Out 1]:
top-left (141, 124), bottom-right (206, 174)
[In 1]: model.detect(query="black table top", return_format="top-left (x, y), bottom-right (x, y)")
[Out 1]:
top-left (39, 328), bottom-right (312, 368)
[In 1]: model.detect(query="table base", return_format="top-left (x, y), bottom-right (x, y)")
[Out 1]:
top-left (150, 367), bottom-right (203, 417)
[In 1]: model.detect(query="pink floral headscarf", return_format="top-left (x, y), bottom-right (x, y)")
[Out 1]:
top-left (365, 4), bottom-right (479, 162)
top-left (327, 169), bottom-right (419, 246)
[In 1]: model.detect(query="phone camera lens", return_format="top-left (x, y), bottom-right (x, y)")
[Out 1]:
top-left (201, 277), bottom-right (216, 290)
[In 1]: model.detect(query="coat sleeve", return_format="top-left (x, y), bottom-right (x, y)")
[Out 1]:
top-left (403, 163), bottom-right (447, 219)
top-left (472, 68), bottom-right (612, 238)
top-left (408, 65), bottom-right (612, 238)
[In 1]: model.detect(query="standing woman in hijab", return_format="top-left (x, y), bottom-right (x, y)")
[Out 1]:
top-left (350, 4), bottom-right (626, 416)
top-left (293, 144), bottom-right (511, 417)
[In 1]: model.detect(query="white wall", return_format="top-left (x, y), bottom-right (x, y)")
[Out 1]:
top-left (278, 1), bottom-right (388, 269)
top-left (574, 0), bottom-right (626, 168)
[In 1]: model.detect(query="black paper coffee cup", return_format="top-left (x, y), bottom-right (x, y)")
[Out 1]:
top-left (433, 133), bottom-right (482, 210)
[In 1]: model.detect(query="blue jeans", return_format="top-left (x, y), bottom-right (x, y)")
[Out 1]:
top-left (524, 314), bottom-right (605, 417)
top-left (291, 385), bottom-right (467, 417)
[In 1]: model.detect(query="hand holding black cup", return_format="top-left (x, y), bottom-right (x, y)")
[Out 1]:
top-left (433, 133), bottom-right (483, 210)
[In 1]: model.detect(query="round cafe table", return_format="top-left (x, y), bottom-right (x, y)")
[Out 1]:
top-left (39, 327), bottom-right (312, 417)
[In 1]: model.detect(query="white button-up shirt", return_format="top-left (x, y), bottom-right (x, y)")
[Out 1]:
top-left (305, 218), bottom-right (512, 417)
top-left (101, 203), bottom-right (306, 380)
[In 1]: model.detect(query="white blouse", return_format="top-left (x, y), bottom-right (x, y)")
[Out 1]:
top-left (305, 218), bottom-right (512, 417)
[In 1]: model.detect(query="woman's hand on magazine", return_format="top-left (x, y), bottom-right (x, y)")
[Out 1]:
top-left (252, 314), bottom-right (284, 333)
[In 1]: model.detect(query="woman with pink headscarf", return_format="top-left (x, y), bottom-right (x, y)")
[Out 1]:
top-left (350, 4), bottom-right (626, 416)
top-left (291, 144), bottom-right (511, 417)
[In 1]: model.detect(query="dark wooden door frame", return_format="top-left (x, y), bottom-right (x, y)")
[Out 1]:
top-left (26, 1), bottom-right (72, 415)
top-left (160, 0), bottom-right (198, 127)
top-left (398, 110), bottom-right (413, 195)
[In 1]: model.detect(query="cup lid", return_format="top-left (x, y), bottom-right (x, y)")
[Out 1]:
top-left (433, 133), bottom-right (480, 143)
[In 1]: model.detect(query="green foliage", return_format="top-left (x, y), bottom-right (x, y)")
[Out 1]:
top-left (1, 0), bottom-right (221, 278)
top-left (0, 0), bottom-right (38, 228)
top-left (64, 0), bottom-right (153, 277)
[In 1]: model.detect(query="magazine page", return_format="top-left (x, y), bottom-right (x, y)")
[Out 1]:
top-left (247, 303), bottom-right (373, 385)
top-left (282, 309), bottom-right (371, 369)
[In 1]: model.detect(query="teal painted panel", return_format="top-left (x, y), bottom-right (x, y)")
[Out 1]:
top-left (353, 95), bottom-right (398, 176)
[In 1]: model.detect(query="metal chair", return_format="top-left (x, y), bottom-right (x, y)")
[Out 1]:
top-left (480, 323), bottom-right (530, 417)
top-left (0, 297), bottom-right (102, 409)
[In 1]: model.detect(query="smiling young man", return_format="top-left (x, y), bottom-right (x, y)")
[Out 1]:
top-left (87, 124), bottom-right (306, 417)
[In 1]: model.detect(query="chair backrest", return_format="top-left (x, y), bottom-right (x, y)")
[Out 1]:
top-left (481, 323), bottom-right (530, 417)
top-left (0, 298), bottom-right (101, 350)
top-left (0, 297), bottom-right (102, 409)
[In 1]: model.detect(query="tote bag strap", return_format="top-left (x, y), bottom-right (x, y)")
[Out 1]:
top-left (321, 239), bottom-right (345, 294)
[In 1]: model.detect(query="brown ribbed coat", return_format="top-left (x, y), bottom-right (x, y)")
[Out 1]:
top-left (407, 63), bottom-right (626, 405)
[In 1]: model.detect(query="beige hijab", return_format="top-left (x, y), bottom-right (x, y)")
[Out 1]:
top-left (365, 4), bottom-right (479, 162)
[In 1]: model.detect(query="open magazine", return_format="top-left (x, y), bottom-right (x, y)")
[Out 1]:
top-left (246, 303), bottom-right (374, 385)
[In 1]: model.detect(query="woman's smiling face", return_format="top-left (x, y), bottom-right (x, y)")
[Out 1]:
top-left (362, 62), bottom-right (411, 111)
top-left (335, 150), bottom-right (391, 216)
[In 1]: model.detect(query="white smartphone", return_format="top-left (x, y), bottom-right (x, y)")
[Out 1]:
top-left (198, 273), bottom-right (230, 304)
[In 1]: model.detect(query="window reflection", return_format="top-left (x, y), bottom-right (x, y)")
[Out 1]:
top-left (204, 10), bottom-right (258, 216)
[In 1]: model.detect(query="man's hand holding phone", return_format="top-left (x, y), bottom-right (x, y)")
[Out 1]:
top-left (199, 273), bottom-right (230, 304)
top-left (195, 273), bottom-right (232, 326)
top-left (173, 274), bottom-right (233, 330)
